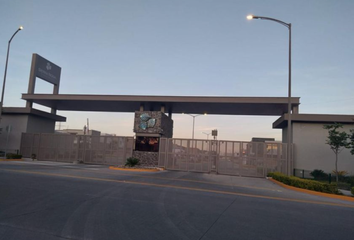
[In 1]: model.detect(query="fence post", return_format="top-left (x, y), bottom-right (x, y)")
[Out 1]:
top-left (302, 169), bottom-right (305, 179)
top-left (329, 173), bottom-right (332, 184)
top-left (38, 133), bottom-right (42, 161)
top-left (293, 168), bottom-right (295, 177)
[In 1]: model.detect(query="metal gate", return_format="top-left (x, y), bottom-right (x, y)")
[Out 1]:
top-left (159, 138), bottom-right (292, 177)
top-left (159, 138), bottom-right (214, 173)
top-left (20, 133), bottom-right (134, 165)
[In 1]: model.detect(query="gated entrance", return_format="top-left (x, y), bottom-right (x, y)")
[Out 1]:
top-left (20, 133), bottom-right (134, 165)
top-left (21, 133), bottom-right (291, 177)
top-left (159, 138), bottom-right (291, 177)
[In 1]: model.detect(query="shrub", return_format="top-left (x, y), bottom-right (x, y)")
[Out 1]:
top-left (268, 172), bottom-right (340, 194)
top-left (348, 176), bottom-right (354, 187)
top-left (332, 170), bottom-right (348, 176)
top-left (332, 170), bottom-right (348, 182)
top-left (310, 169), bottom-right (328, 180)
top-left (351, 187), bottom-right (354, 196)
top-left (125, 157), bottom-right (140, 167)
top-left (6, 153), bottom-right (22, 159)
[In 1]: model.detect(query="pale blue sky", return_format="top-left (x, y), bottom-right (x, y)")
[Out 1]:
top-left (1, 0), bottom-right (353, 140)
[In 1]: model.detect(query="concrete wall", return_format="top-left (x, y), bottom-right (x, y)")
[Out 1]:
top-left (0, 114), bottom-right (56, 154)
top-left (293, 122), bottom-right (354, 175)
top-left (0, 115), bottom-right (28, 153)
top-left (27, 115), bottom-right (56, 133)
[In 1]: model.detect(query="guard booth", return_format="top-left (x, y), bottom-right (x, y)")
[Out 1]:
top-left (132, 111), bottom-right (173, 166)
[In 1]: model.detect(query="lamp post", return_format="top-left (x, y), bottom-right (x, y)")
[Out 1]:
top-left (0, 26), bottom-right (23, 123)
top-left (247, 15), bottom-right (292, 175)
top-left (183, 113), bottom-right (207, 139)
top-left (202, 132), bottom-right (211, 140)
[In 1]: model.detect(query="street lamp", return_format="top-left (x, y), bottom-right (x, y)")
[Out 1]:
top-left (202, 132), bottom-right (211, 140)
top-left (0, 26), bottom-right (23, 123)
top-left (247, 15), bottom-right (292, 175)
top-left (183, 113), bottom-right (207, 139)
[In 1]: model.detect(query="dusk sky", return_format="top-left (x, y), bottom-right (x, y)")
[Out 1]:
top-left (1, 0), bottom-right (353, 141)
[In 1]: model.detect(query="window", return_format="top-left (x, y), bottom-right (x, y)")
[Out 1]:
top-left (135, 137), bottom-right (159, 152)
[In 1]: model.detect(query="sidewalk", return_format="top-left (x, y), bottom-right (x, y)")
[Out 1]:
top-left (339, 189), bottom-right (353, 197)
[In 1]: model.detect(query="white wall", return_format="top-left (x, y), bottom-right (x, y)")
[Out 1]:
top-left (0, 115), bottom-right (28, 153)
top-left (0, 114), bottom-right (56, 154)
top-left (293, 123), bottom-right (354, 175)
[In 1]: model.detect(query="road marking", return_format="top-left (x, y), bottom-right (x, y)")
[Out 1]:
top-left (99, 170), bottom-right (281, 192)
top-left (1, 161), bottom-right (100, 170)
top-left (2, 169), bottom-right (354, 209)
top-left (1, 161), bottom-right (281, 192)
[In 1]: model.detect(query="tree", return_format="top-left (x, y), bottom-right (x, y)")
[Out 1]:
top-left (323, 123), bottom-right (349, 183)
top-left (348, 129), bottom-right (354, 155)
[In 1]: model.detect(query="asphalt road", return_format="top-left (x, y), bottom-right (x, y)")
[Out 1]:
top-left (0, 160), bottom-right (353, 240)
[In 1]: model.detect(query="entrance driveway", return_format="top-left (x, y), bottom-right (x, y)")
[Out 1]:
top-left (0, 160), bottom-right (353, 240)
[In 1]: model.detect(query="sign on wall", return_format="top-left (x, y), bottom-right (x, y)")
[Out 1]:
top-left (34, 54), bottom-right (61, 85)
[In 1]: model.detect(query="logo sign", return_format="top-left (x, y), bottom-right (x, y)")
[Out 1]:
top-left (139, 113), bottom-right (156, 130)
top-left (34, 54), bottom-right (61, 85)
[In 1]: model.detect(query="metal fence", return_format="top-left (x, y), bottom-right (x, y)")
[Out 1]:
top-left (159, 138), bottom-right (292, 177)
top-left (159, 138), bottom-right (212, 173)
top-left (293, 169), bottom-right (314, 179)
top-left (20, 133), bottom-right (292, 177)
top-left (20, 133), bottom-right (134, 165)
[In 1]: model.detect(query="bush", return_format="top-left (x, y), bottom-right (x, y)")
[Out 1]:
top-left (125, 157), bottom-right (140, 167)
top-left (6, 153), bottom-right (22, 159)
top-left (348, 176), bottom-right (354, 187)
top-left (268, 172), bottom-right (340, 194)
top-left (351, 187), bottom-right (354, 196)
top-left (310, 169), bottom-right (328, 180)
top-left (332, 170), bottom-right (348, 181)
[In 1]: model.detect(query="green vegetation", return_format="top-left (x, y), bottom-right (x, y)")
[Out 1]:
top-left (310, 169), bottom-right (328, 180)
top-left (268, 172), bottom-right (340, 194)
top-left (6, 153), bottom-right (22, 159)
top-left (323, 123), bottom-right (350, 183)
top-left (349, 129), bottom-right (354, 155)
top-left (307, 169), bottom-right (354, 190)
top-left (351, 187), bottom-right (354, 196)
top-left (125, 157), bottom-right (140, 167)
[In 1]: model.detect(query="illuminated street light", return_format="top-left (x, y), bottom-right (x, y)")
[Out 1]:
top-left (247, 14), bottom-right (292, 175)
top-left (0, 26), bottom-right (23, 123)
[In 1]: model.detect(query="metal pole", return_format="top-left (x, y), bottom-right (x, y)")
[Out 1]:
top-left (287, 24), bottom-right (292, 176)
top-left (202, 132), bottom-right (210, 140)
top-left (247, 15), bottom-right (292, 176)
top-left (0, 42), bottom-right (11, 123)
top-left (184, 113), bottom-right (206, 139)
top-left (0, 27), bottom-right (23, 123)
top-left (5, 126), bottom-right (10, 158)
top-left (192, 116), bottom-right (195, 139)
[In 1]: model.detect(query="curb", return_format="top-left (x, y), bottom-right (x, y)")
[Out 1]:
top-left (0, 159), bottom-right (23, 162)
top-left (109, 166), bottom-right (163, 172)
top-left (268, 177), bottom-right (354, 202)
